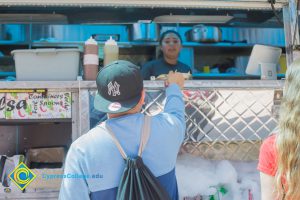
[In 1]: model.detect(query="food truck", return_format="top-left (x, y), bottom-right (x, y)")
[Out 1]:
top-left (0, 0), bottom-right (298, 199)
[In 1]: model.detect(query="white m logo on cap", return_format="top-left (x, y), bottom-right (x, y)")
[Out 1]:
top-left (107, 81), bottom-right (120, 96)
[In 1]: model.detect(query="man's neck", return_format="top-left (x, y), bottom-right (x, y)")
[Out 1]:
top-left (108, 110), bottom-right (139, 119)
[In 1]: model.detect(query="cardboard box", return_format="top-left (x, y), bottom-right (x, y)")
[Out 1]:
top-left (24, 147), bottom-right (66, 191)
top-left (26, 168), bottom-right (64, 191)
top-left (25, 147), bottom-right (65, 168)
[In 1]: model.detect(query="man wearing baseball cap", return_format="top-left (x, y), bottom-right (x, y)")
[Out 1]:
top-left (59, 60), bottom-right (185, 200)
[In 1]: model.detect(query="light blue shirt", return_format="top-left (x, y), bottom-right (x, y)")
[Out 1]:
top-left (59, 84), bottom-right (185, 200)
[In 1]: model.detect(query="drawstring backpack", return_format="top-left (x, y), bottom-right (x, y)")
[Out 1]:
top-left (104, 115), bottom-right (171, 200)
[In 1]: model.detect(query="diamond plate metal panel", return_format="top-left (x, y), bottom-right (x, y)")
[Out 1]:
top-left (142, 88), bottom-right (277, 160)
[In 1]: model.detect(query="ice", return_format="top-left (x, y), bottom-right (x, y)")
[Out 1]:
top-left (176, 154), bottom-right (260, 200)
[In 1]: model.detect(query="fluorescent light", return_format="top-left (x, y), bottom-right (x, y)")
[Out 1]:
top-left (153, 15), bottom-right (233, 24)
top-left (0, 14), bottom-right (68, 24)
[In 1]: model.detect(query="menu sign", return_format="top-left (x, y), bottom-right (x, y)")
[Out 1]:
top-left (2, 92), bottom-right (71, 119)
top-left (0, 93), bottom-right (5, 119)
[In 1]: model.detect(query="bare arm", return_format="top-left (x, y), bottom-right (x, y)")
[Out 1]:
top-left (260, 172), bottom-right (276, 200)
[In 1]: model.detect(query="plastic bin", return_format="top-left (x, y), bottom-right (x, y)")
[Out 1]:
top-left (11, 48), bottom-right (81, 81)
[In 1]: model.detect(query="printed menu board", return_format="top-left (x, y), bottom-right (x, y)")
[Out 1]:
top-left (3, 92), bottom-right (71, 119)
top-left (0, 93), bottom-right (5, 119)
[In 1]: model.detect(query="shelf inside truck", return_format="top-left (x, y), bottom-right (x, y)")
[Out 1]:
top-left (192, 73), bottom-right (285, 80)
top-left (31, 41), bottom-right (285, 48)
top-left (0, 72), bottom-right (16, 77)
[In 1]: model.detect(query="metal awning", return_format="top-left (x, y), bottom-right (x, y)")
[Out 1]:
top-left (0, 0), bottom-right (287, 10)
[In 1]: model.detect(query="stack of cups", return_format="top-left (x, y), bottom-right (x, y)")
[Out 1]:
top-left (83, 37), bottom-right (99, 80)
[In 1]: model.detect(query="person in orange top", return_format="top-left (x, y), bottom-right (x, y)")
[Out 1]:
top-left (258, 59), bottom-right (300, 200)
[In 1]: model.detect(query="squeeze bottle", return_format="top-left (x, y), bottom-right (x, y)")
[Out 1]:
top-left (83, 36), bottom-right (99, 80)
top-left (104, 36), bottom-right (119, 66)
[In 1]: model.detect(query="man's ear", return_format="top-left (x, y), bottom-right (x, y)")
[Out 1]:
top-left (138, 89), bottom-right (145, 106)
top-left (141, 89), bottom-right (145, 104)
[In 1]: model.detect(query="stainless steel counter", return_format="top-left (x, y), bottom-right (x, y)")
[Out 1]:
top-left (0, 80), bottom-right (285, 89)
top-left (0, 80), bottom-right (284, 161)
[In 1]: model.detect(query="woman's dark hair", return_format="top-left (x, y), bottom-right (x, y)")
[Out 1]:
top-left (159, 30), bottom-right (182, 45)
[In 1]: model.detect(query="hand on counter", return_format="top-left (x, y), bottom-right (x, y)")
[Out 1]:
top-left (165, 71), bottom-right (185, 89)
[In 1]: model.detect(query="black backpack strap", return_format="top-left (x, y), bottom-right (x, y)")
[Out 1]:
top-left (138, 115), bottom-right (151, 157)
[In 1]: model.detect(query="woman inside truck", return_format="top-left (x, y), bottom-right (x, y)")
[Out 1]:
top-left (258, 59), bottom-right (300, 200)
top-left (141, 30), bottom-right (191, 80)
